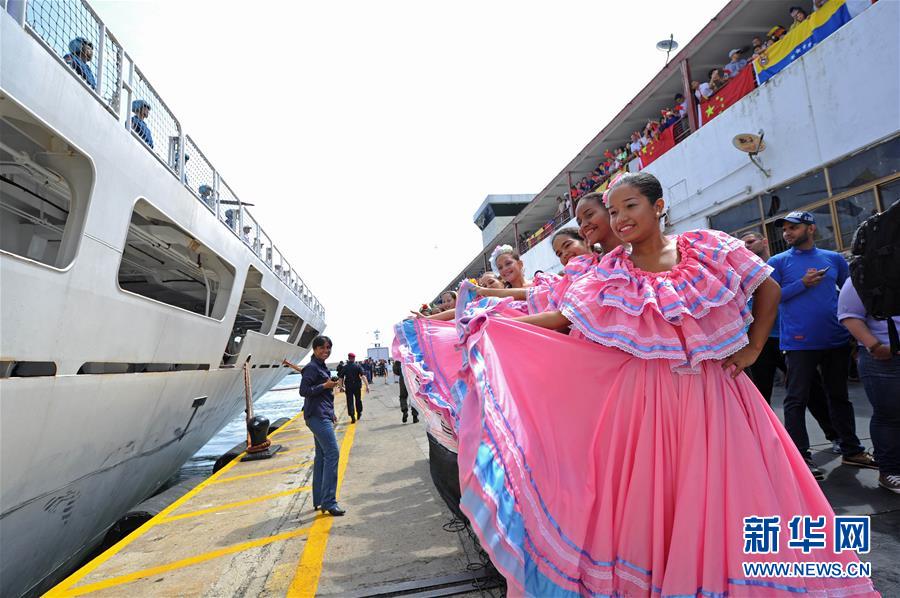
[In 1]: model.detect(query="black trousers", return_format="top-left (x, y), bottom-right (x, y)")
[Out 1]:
top-left (748, 337), bottom-right (838, 441)
top-left (345, 386), bottom-right (363, 419)
top-left (784, 346), bottom-right (863, 458)
top-left (398, 374), bottom-right (418, 417)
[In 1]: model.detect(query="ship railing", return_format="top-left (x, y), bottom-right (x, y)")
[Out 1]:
top-left (11, 0), bottom-right (325, 318)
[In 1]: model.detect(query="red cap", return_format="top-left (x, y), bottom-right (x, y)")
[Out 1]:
top-left (348, 352), bottom-right (355, 359)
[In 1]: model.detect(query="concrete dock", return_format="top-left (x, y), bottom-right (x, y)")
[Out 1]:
top-left (46, 381), bottom-right (492, 597)
top-left (46, 378), bottom-right (898, 596)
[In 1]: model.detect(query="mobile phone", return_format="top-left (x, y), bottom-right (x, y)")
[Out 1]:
top-left (817, 266), bottom-right (830, 275)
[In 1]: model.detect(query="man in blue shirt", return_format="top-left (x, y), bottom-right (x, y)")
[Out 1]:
top-left (63, 37), bottom-right (96, 90)
top-left (131, 100), bottom-right (154, 148)
top-left (742, 232), bottom-right (840, 454)
top-left (768, 212), bottom-right (876, 479)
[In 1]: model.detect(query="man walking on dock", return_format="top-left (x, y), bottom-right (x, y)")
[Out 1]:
top-left (341, 353), bottom-right (367, 423)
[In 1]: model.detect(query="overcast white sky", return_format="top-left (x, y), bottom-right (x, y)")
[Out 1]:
top-left (93, 0), bottom-right (725, 358)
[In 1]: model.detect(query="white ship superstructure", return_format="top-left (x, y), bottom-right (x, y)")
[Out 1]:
top-left (439, 0), bottom-right (899, 291)
top-left (0, 1), bottom-right (326, 595)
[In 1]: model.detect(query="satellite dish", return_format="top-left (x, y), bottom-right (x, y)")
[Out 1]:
top-left (732, 132), bottom-right (766, 154)
top-left (733, 130), bottom-right (771, 177)
top-left (656, 38), bottom-right (679, 52)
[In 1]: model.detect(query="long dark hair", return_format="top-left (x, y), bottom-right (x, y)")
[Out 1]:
top-left (552, 227), bottom-right (584, 243)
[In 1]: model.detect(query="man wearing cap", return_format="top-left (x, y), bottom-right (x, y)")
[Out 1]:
top-left (768, 211), bottom-right (876, 480)
top-left (63, 37), bottom-right (96, 90)
top-left (723, 48), bottom-right (748, 78)
top-left (340, 353), bottom-right (367, 423)
top-left (131, 100), bottom-right (154, 148)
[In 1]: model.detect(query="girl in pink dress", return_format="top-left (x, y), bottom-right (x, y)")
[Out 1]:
top-left (445, 172), bottom-right (877, 596)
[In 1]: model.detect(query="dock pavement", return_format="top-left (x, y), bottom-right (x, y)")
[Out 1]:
top-left (46, 380), bottom-right (494, 597)
top-left (46, 377), bottom-right (898, 596)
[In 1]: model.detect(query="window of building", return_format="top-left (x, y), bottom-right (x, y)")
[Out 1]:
top-left (828, 136), bottom-right (900, 196)
top-left (835, 191), bottom-right (878, 249)
top-left (760, 170), bottom-right (827, 218)
top-left (877, 178), bottom-right (900, 211)
top-left (118, 199), bottom-right (236, 319)
top-left (810, 203), bottom-right (837, 250)
top-left (0, 95), bottom-right (91, 268)
top-left (709, 198), bottom-right (761, 233)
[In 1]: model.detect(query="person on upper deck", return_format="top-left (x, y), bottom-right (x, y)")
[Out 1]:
top-left (64, 37), bottom-right (96, 90)
top-left (723, 48), bottom-right (748, 78)
top-left (789, 5), bottom-right (808, 30)
top-left (131, 100), bottom-right (154, 148)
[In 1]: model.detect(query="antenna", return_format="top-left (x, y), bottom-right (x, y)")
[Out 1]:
top-left (656, 34), bottom-right (679, 66)
top-left (732, 130), bottom-right (771, 177)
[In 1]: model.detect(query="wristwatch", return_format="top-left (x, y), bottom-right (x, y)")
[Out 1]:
top-left (867, 341), bottom-right (883, 353)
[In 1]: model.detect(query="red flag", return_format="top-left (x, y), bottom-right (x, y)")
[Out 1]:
top-left (700, 67), bottom-right (756, 125)
top-left (639, 126), bottom-right (675, 167)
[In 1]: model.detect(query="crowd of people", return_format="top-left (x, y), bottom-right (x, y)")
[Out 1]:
top-left (395, 171), bottom-right (895, 596)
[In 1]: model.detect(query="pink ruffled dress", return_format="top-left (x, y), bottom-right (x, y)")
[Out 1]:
top-left (447, 230), bottom-right (878, 596)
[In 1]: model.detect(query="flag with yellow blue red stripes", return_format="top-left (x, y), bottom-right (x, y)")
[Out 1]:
top-left (753, 0), bottom-right (852, 85)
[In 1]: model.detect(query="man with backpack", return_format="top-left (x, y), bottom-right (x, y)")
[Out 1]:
top-left (768, 211), bottom-right (876, 480)
top-left (838, 200), bottom-right (900, 493)
top-left (393, 359), bottom-right (418, 424)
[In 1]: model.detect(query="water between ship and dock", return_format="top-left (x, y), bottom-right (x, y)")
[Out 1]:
top-left (176, 373), bottom-right (308, 483)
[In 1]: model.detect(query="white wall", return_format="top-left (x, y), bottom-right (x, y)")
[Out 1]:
top-left (482, 215), bottom-right (515, 247)
top-left (522, 217), bottom-right (577, 277)
top-left (642, 0), bottom-right (899, 232)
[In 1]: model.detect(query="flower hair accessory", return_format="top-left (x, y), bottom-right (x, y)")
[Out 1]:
top-left (489, 244), bottom-right (515, 274)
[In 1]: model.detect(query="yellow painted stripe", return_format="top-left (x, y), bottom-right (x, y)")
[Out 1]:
top-left (158, 486), bottom-right (311, 523)
top-left (46, 411), bottom-right (306, 595)
top-left (286, 417), bottom-right (357, 597)
top-left (58, 526), bottom-right (312, 596)
top-left (212, 463), bottom-right (309, 485)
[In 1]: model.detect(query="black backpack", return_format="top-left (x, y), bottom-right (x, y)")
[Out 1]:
top-left (849, 199), bottom-right (900, 352)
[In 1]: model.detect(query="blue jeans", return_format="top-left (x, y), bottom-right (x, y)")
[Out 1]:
top-left (858, 351), bottom-right (900, 475)
top-left (306, 416), bottom-right (340, 509)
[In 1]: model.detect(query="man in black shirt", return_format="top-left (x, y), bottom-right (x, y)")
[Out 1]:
top-left (341, 353), bottom-right (367, 423)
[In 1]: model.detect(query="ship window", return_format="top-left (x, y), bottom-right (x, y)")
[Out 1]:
top-left (274, 307), bottom-right (304, 344)
top-left (828, 136), bottom-right (900, 196)
top-left (835, 191), bottom-right (878, 249)
top-left (0, 361), bottom-right (57, 378)
top-left (761, 170), bottom-right (827, 218)
top-left (709, 198), bottom-right (761, 233)
top-left (298, 325), bottom-right (320, 349)
top-left (0, 95), bottom-right (91, 268)
top-left (117, 200), bottom-right (235, 319)
top-left (221, 266), bottom-right (278, 365)
top-left (76, 362), bottom-right (209, 374)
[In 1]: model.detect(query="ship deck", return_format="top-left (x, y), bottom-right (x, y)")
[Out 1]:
top-left (46, 381), bottom-right (899, 597)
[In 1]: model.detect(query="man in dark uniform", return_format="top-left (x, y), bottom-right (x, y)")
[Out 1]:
top-left (393, 359), bottom-right (418, 423)
top-left (341, 353), bottom-right (367, 423)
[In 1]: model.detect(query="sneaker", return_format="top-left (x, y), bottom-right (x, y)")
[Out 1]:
top-left (350, 416), bottom-right (356, 424)
top-left (879, 473), bottom-right (900, 494)
top-left (412, 414), bottom-right (419, 423)
top-left (842, 452), bottom-right (879, 470)
top-left (805, 458), bottom-right (825, 481)
top-left (831, 440), bottom-right (841, 455)
top-left (402, 412), bottom-right (408, 423)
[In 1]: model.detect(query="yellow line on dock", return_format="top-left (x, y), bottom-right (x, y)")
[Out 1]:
top-left (286, 420), bottom-right (357, 597)
top-left (212, 463), bottom-right (309, 485)
top-left (157, 486), bottom-right (311, 523)
top-left (58, 525), bottom-right (312, 597)
top-left (46, 411), bottom-right (307, 596)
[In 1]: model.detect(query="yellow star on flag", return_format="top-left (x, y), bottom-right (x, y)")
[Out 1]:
top-left (705, 105), bottom-right (715, 117)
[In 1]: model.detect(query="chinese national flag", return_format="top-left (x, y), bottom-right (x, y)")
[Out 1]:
top-left (639, 125), bottom-right (675, 167)
top-left (700, 66), bottom-right (756, 125)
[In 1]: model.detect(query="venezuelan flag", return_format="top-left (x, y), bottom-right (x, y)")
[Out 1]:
top-left (753, 0), bottom-right (852, 84)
